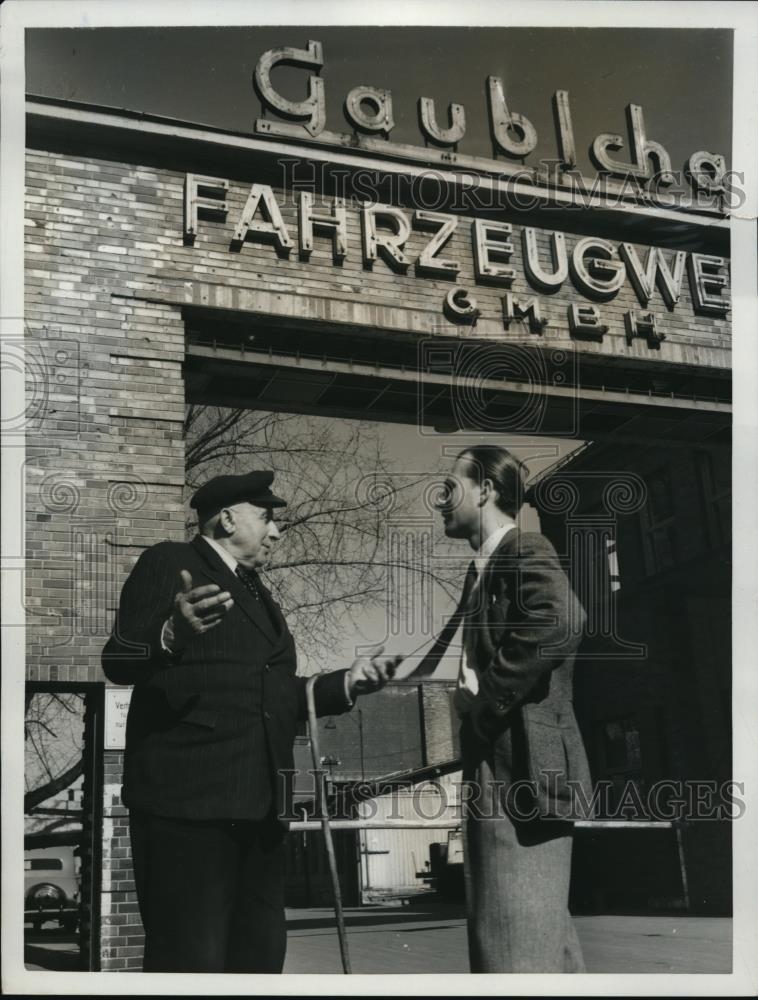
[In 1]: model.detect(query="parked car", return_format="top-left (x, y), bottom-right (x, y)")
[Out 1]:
top-left (24, 845), bottom-right (79, 932)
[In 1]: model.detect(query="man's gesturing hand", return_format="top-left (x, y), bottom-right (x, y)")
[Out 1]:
top-left (164, 570), bottom-right (235, 652)
top-left (347, 644), bottom-right (403, 699)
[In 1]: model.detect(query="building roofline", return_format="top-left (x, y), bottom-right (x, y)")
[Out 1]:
top-left (525, 442), bottom-right (597, 493)
top-left (26, 96), bottom-right (730, 255)
top-left (26, 93), bottom-right (254, 140)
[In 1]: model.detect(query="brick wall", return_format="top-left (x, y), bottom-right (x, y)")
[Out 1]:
top-left (420, 683), bottom-right (459, 764)
top-left (25, 151), bottom-right (188, 968)
top-left (308, 683), bottom-right (423, 781)
top-left (295, 680), bottom-right (458, 785)
top-left (24, 131), bottom-right (732, 962)
top-left (101, 753), bottom-right (143, 970)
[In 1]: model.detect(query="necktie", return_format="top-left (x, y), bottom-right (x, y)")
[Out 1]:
top-left (458, 561), bottom-right (481, 711)
top-left (403, 560), bottom-right (478, 679)
top-left (235, 564), bottom-right (261, 601)
top-left (235, 564), bottom-right (280, 635)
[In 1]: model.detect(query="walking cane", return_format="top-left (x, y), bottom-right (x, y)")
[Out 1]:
top-left (305, 673), bottom-right (352, 974)
top-left (303, 617), bottom-right (465, 974)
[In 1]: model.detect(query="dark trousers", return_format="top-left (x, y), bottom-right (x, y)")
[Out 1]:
top-left (129, 810), bottom-right (286, 973)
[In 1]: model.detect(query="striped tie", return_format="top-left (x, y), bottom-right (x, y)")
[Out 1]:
top-left (235, 564), bottom-right (261, 601)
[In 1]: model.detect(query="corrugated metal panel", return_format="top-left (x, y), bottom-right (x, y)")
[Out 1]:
top-left (357, 772), bottom-right (462, 899)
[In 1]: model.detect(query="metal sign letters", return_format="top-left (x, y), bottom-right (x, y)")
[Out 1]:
top-left (252, 40), bottom-right (728, 199)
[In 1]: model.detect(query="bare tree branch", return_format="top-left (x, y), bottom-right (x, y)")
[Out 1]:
top-left (24, 759), bottom-right (84, 813)
top-left (184, 404), bottom-right (460, 667)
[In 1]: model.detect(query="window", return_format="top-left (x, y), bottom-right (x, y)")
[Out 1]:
top-left (595, 715), bottom-right (645, 816)
top-left (25, 858), bottom-right (63, 871)
top-left (603, 718), bottom-right (642, 772)
top-left (697, 450), bottom-right (731, 548)
top-left (639, 469), bottom-right (677, 575)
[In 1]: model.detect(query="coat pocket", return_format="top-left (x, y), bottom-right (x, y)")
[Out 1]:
top-left (525, 718), bottom-right (571, 802)
top-left (179, 708), bottom-right (218, 730)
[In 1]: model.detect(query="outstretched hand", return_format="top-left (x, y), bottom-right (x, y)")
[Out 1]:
top-left (165, 570), bottom-right (235, 650)
top-left (347, 644), bottom-right (403, 699)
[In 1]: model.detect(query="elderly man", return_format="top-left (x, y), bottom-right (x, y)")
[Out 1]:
top-left (102, 470), bottom-right (397, 973)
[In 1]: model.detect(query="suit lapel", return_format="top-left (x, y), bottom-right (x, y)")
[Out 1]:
top-left (461, 559), bottom-right (484, 622)
top-left (191, 536), bottom-right (278, 644)
top-left (461, 529), bottom-right (521, 664)
top-left (258, 577), bottom-right (287, 635)
top-left (477, 526), bottom-right (522, 609)
top-left (251, 572), bottom-right (288, 643)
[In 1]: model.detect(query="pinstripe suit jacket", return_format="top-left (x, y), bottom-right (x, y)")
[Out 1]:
top-left (102, 535), bottom-right (351, 822)
top-left (461, 528), bottom-right (593, 820)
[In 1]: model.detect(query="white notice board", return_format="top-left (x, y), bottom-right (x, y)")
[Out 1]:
top-left (104, 687), bottom-right (133, 750)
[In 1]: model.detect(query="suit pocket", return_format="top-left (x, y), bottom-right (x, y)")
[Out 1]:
top-left (179, 708), bottom-right (218, 730)
top-left (525, 719), bottom-right (571, 801)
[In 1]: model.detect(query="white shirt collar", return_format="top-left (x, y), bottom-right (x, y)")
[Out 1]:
top-left (474, 522), bottom-right (516, 575)
top-left (200, 535), bottom-right (238, 574)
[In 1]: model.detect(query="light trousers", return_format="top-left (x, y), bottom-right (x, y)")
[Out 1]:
top-left (463, 755), bottom-right (585, 973)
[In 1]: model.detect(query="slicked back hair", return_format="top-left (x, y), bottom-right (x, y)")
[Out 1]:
top-left (456, 446), bottom-right (528, 519)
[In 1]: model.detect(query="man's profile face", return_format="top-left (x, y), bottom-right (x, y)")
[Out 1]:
top-left (436, 456), bottom-right (482, 540)
top-left (225, 502), bottom-right (281, 568)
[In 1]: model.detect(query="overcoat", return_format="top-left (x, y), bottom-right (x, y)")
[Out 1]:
top-left (460, 528), bottom-right (593, 820)
top-left (102, 535), bottom-right (351, 821)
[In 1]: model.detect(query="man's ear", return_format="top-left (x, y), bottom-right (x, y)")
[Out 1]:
top-left (478, 478), bottom-right (495, 507)
top-left (218, 507), bottom-right (235, 534)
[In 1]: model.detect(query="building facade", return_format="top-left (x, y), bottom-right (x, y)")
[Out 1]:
top-left (22, 61), bottom-right (730, 968)
top-left (530, 440), bottom-right (731, 914)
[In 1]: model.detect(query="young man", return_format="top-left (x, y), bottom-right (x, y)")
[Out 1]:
top-left (435, 445), bottom-right (591, 973)
top-left (102, 470), bottom-right (397, 972)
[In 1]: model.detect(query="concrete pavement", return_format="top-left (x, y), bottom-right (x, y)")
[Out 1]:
top-left (284, 902), bottom-right (732, 974)
top-left (24, 904), bottom-right (732, 974)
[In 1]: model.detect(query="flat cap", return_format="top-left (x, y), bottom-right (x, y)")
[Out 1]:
top-left (190, 470), bottom-right (287, 516)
